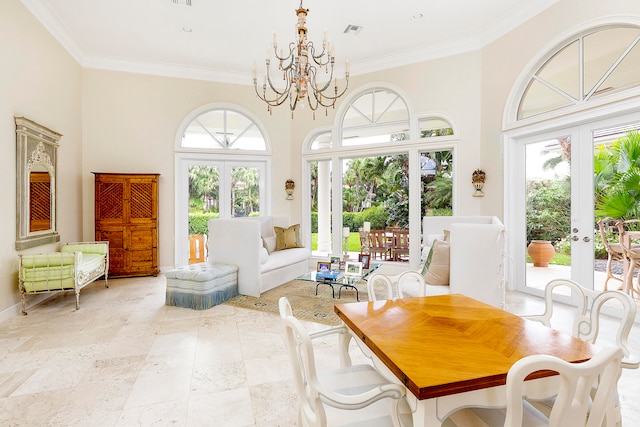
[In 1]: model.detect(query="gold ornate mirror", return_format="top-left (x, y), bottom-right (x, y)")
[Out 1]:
top-left (15, 116), bottom-right (61, 250)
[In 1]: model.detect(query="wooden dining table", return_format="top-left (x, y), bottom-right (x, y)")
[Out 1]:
top-left (334, 294), bottom-right (596, 427)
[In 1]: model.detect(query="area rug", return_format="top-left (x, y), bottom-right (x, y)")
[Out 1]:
top-left (224, 279), bottom-right (368, 325)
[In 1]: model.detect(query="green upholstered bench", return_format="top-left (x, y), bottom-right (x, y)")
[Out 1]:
top-left (165, 262), bottom-right (238, 310)
top-left (18, 241), bottom-right (109, 314)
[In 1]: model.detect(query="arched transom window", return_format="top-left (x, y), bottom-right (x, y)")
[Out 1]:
top-left (519, 26), bottom-right (640, 120)
top-left (181, 108), bottom-right (267, 151)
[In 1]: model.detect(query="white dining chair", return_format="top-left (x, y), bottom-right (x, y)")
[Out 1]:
top-left (518, 278), bottom-right (637, 426)
top-left (443, 346), bottom-right (624, 427)
top-left (278, 296), bottom-right (413, 427)
top-left (367, 271), bottom-right (427, 301)
top-left (521, 278), bottom-right (639, 369)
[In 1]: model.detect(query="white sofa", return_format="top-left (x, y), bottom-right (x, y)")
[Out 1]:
top-left (208, 216), bottom-right (311, 297)
top-left (393, 216), bottom-right (505, 307)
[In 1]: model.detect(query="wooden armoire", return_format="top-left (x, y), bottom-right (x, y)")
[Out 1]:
top-left (93, 172), bottom-right (159, 278)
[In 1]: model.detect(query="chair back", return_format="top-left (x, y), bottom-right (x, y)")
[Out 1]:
top-left (279, 297), bottom-right (327, 426)
top-left (392, 229), bottom-right (410, 261)
top-left (367, 272), bottom-right (394, 301)
top-left (504, 346), bottom-right (623, 427)
top-left (367, 271), bottom-right (426, 301)
top-left (523, 278), bottom-right (639, 368)
top-left (597, 217), bottom-right (624, 258)
top-left (279, 296), bottom-right (411, 427)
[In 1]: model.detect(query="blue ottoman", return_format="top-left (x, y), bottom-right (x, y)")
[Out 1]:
top-left (165, 262), bottom-right (238, 310)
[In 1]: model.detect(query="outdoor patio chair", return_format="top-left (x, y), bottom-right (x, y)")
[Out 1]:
top-left (617, 218), bottom-right (640, 298)
top-left (369, 229), bottom-right (392, 260)
top-left (597, 217), bottom-right (625, 291)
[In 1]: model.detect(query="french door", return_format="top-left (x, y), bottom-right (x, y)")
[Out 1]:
top-left (508, 113), bottom-right (640, 299)
top-left (174, 153), bottom-right (268, 266)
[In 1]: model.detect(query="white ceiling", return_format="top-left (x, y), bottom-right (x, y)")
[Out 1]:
top-left (21, 0), bottom-right (560, 85)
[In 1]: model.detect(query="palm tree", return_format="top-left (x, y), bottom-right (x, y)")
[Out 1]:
top-left (595, 131), bottom-right (640, 219)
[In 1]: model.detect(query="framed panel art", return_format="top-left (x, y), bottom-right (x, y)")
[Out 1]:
top-left (317, 261), bottom-right (331, 272)
top-left (358, 253), bottom-right (371, 269)
top-left (344, 261), bottom-right (363, 277)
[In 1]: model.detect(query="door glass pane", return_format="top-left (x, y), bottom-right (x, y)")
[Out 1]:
top-left (231, 166), bottom-right (260, 217)
top-left (188, 165), bottom-right (219, 262)
top-left (594, 123), bottom-right (640, 292)
top-left (342, 154), bottom-right (410, 261)
top-left (525, 137), bottom-right (571, 291)
top-left (421, 150), bottom-right (453, 217)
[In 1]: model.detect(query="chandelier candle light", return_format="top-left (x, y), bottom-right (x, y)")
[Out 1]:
top-left (252, 1), bottom-right (350, 119)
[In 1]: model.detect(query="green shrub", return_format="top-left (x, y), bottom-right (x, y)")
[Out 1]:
top-left (188, 212), bottom-right (219, 235)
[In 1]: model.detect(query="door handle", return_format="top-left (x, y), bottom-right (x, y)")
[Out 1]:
top-left (583, 236), bottom-right (591, 242)
top-left (572, 236), bottom-right (579, 241)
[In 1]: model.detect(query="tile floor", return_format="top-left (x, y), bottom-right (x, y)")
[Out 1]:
top-left (0, 275), bottom-right (638, 426)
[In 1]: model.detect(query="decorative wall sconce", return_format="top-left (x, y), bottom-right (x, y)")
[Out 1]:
top-left (472, 169), bottom-right (486, 197)
top-left (285, 179), bottom-right (295, 200)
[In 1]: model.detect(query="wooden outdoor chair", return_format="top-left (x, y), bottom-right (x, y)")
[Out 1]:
top-left (391, 229), bottom-right (409, 261)
top-left (597, 217), bottom-right (625, 291)
top-left (617, 219), bottom-right (640, 298)
top-left (188, 234), bottom-right (206, 264)
top-left (369, 229), bottom-right (392, 260)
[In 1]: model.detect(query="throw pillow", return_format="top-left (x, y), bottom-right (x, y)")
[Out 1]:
top-left (421, 239), bottom-right (450, 285)
top-left (262, 236), bottom-right (277, 254)
top-left (274, 224), bottom-right (303, 250)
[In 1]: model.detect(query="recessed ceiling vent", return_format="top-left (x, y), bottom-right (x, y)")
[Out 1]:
top-left (172, 0), bottom-right (192, 6)
top-left (343, 24), bottom-right (363, 35)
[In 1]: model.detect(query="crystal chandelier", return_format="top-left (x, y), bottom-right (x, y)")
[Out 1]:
top-left (252, 1), bottom-right (349, 119)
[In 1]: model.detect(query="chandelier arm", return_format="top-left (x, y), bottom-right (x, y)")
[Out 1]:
top-left (306, 42), bottom-right (330, 66)
top-left (253, 83), bottom-right (290, 107)
top-left (254, 70), bottom-right (295, 107)
top-left (266, 67), bottom-right (292, 97)
top-left (273, 42), bottom-right (296, 63)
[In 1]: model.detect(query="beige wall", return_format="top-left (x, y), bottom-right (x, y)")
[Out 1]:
top-left (1, 0), bottom-right (638, 316)
top-left (0, 0), bottom-right (83, 317)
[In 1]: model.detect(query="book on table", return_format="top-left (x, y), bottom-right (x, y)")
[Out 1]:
top-left (316, 270), bottom-right (341, 282)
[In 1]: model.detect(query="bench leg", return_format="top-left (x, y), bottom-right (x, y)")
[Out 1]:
top-left (75, 291), bottom-right (80, 310)
top-left (21, 293), bottom-right (27, 315)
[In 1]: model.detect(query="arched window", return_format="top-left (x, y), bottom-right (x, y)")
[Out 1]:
top-left (304, 85), bottom-right (457, 268)
top-left (518, 26), bottom-right (640, 120)
top-left (342, 89), bottom-right (410, 146)
top-left (174, 105), bottom-right (271, 266)
top-left (181, 108), bottom-right (267, 151)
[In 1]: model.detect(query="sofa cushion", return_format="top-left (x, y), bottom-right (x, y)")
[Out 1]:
top-left (260, 247), bottom-right (310, 274)
top-left (421, 239), bottom-right (450, 285)
top-left (274, 224), bottom-right (303, 250)
top-left (262, 235), bottom-right (277, 254)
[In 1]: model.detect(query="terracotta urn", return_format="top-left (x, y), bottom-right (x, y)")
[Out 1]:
top-left (527, 240), bottom-right (555, 267)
